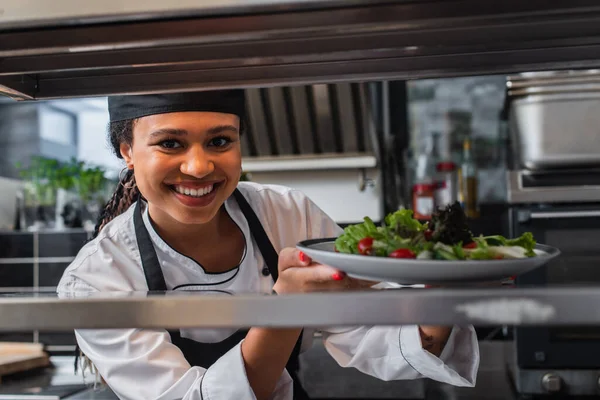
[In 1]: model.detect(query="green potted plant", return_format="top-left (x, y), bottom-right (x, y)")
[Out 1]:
top-left (15, 156), bottom-right (62, 229)
top-left (68, 159), bottom-right (108, 228)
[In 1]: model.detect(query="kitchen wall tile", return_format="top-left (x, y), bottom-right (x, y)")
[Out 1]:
top-left (0, 263), bottom-right (33, 287)
top-left (0, 233), bottom-right (33, 258)
top-left (39, 262), bottom-right (70, 287)
top-left (0, 332), bottom-right (34, 342)
top-left (39, 231), bottom-right (88, 258)
top-left (39, 332), bottom-right (77, 346)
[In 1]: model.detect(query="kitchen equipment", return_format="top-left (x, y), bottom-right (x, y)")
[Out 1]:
top-left (507, 70), bottom-right (600, 170)
top-left (506, 168), bottom-right (600, 204)
top-left (510, 203), bottom-right (600, 395)
top-left (296, 238), bottom-right (559, 284)
top-left (503, 72), bottom-right (600, 395)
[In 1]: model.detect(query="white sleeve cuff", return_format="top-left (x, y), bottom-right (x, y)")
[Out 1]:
top-left (201, 341), bottom-right (256, 400)
top-left (399, 325), bottom-right (479, 387)
top-left (202, 340), bottom-right (294, 400)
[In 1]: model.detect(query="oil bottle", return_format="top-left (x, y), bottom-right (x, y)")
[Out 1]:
top-left (458, 138), bottom-right (480, 218)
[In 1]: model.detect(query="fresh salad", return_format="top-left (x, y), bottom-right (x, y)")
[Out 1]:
top-left (334, 202), bottom-right (537, 260)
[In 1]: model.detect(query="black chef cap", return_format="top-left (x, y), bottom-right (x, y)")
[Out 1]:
top-left (108, 90), bottom-right (246, 123)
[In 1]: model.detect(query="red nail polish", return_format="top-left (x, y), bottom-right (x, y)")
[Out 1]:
top-left (332, 272), bottom-right (344, 281)
top-left (299, 252), bottom-right (307, 263)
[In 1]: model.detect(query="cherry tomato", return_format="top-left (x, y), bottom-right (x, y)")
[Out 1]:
top-left (357, 237), bottom-right (374, 255)
top-left (494, 255), bottom-right (504, 260)
top-left (389, 248), bottom-right (416, 259)
top-left (463, 241), bottom-right (477, 249)
top-left (424, 230), bottom-right (433, 241)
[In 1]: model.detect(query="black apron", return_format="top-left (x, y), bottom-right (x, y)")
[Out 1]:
top-left (133, 188), bottom-right (309, 399)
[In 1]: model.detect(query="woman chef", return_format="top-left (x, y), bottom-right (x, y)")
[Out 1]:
top-left (57, 90), bottom-right (479, 400)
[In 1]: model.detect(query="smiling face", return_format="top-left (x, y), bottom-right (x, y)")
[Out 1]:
top-left (119, 111), bottom-right (242, 228)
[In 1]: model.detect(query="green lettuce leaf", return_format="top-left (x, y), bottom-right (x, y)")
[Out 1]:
top-left (482, 232), bottom-right (536, 257)
top-left (334, 216), bottom-right (381, 254)
top-left (385, 208), bottom-right (425, 238)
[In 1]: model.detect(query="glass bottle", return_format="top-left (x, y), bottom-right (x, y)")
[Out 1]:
top-left (411, 133), bottom-right (441, 220)
top-left (458, 138), bottom-right (479, 218)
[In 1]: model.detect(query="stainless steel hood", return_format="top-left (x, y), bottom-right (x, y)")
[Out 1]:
top-left (2, 1), bottom-right (600, 100)
top-left (241, 83), bottom-right (374, 159)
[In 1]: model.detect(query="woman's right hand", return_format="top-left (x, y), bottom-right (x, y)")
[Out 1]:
top-left (272, 248), bottom-right (375, 294)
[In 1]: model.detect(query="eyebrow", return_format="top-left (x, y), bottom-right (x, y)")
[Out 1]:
top-left (148, 125), bottom-right (238, 139)
top-left (207, 125), bottom-right (239, 135)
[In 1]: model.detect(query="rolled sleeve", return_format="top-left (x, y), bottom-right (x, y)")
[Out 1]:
top-left (201, 341), bottom-right (255, 400)
top-left (322, 325), bottom-right (479, 387)
top-left (202, 340), bottom-right (293, 400)
top-left (399, 325), bottom-right (479, 387)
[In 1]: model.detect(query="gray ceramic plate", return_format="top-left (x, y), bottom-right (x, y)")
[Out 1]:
top-left (296, 238), bottom-right (561, 284)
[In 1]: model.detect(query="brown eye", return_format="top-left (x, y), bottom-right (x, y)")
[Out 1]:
top-left (159, 140), bottom-right (182, 149)
top-left (209, 137), bottom-right (233, 148)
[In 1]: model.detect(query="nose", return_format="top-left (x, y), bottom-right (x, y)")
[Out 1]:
top-left (179, 146), bottom-right (215, 178)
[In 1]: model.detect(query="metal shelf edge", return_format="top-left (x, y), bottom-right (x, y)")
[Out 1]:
top-left (1, 287), bottom-right (600, 331)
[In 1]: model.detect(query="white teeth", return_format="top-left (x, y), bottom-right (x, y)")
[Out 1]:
top-left (174, 184), bottom-right (214, 198)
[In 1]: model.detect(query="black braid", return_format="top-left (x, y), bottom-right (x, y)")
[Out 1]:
top-left (91, 170), bottom-right (139, 239)
top-left (91, 119), bottom-right (139, 239)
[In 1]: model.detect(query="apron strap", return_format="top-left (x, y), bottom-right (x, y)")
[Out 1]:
top-left (232, 188), bottom-right (305, 372)
top-left (133, 199), bottom-right (168, 291)
top-left (232, 188), bottom-right (279, 282)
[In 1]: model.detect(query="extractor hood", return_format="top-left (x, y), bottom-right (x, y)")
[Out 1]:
top-left (2, 0), bottom-right (600, 100)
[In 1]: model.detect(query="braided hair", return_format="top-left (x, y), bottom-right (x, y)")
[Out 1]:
top-left (92, 119), bottom-right (140, 239)
top-left (75, 119), bottom-right (139, 378)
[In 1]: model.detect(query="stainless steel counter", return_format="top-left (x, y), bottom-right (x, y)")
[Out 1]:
top-left (1, 286), bottom-right (600, 331)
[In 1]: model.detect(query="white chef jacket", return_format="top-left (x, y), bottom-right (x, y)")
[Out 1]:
top-left (57, 182), bottom-right (479, 400)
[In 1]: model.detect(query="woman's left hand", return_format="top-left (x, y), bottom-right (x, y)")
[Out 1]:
top-left (418, 325), bottom-right (453, 357)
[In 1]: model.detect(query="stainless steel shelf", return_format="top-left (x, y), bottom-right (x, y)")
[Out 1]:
top-left (2, 1), bottom-right (600, 99)
top-left (2, 286), bottom-right (600, 331)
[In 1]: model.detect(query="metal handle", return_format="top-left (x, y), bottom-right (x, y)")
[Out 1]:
top-left (529, 210), bottom-right (600, 220)
top-left (358, 168), bottom-right (375, 192)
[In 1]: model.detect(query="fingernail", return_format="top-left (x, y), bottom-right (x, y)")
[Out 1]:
top-left (299, 252), bottom-right (308, 263)
top-left (332, 272), bottom-right (345, 281)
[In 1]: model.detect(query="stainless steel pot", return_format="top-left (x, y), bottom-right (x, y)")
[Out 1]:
top-left (508, 71), bottom-right (600, 170)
